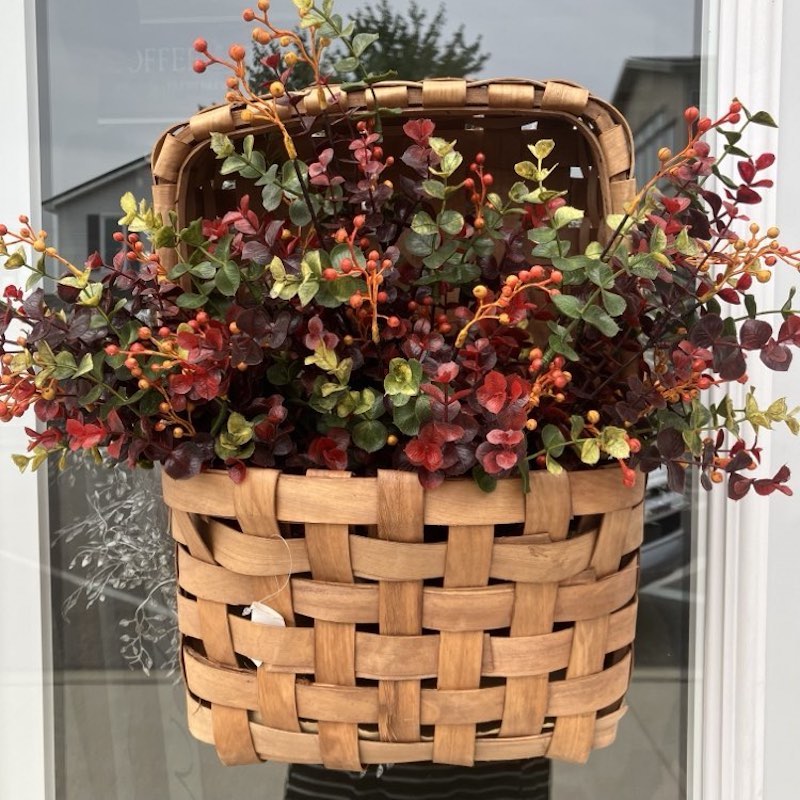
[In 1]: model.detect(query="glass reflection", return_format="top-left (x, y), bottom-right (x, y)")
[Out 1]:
top-left (39, 1), bottom-right (700, 797)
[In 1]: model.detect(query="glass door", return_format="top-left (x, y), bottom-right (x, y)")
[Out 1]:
top-left (31, 1), bottom-right (703, 797)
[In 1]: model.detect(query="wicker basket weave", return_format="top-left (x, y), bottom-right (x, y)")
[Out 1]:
top-left (164, 468), bottom-right (644, 769)
top-left (153, 78), bottom-right (641, 769)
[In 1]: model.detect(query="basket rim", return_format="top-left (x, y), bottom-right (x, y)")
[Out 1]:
top-left (161, 463), bottom-right (645, 524)
top-left (151, 76), bottom-right (635, 185)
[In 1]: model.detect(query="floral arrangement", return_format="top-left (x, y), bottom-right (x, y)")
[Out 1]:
top-left (1, 0), bottom-right (798, 499)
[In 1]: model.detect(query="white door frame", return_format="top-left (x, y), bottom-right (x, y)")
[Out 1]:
top-left (692, 1), bottom-right (785, 799)
top-left (0, 1), bottom-right (54, 799)
top-left (0, 0), bottom-right (790, 797)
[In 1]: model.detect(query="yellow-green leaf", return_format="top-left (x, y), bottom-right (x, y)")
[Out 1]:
top-left (531, 139), bottom-right (555, 160)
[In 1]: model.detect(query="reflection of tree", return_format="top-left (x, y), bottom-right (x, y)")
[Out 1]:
top-left (251, 1), bottom-right (489, 92)
top-left (346, 1), bottom-right (489, 79)
top-left (54, 461), bottom-right (177, 675)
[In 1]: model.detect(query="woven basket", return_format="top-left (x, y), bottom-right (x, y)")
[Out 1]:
top-left (164, 467), bottom-right (644, 769)
top-left (153, 78), bottom-right (641, 769)
top-left (151, 78), bottom-right (635, 272)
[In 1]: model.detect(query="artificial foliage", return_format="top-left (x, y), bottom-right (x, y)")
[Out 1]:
top-left (1, 0), bottom-right (798, 500)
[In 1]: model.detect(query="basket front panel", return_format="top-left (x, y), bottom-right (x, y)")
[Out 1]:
top-left (165, 467), bottom-right (644, 768)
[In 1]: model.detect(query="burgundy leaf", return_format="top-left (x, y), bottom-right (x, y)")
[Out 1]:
top-left (657, 428), bottom-right (685, 460)
top-left (778, 315), bottom-right (800, 345)
top-left (753, 479), bottom-right (780, 496)
top-left (713, 342), bottom-right (747, 381)
top-left (736, 186), bottom-right (762, 204)
top-left (226, 459), bottom-right (247, 484)
top-left (241, 240), bottom-right (272, 264)
top-left (727, 472), bottom-right (752, 500)
top-left (737, 160), bottom-right (756, 184)
top-left (726, 450), bottom-right (754, 472)
top-left (690, 314), bottom-right (723, 347)
top-left (760, 340), bottom-right (793, 371)
top-left (739, 318), bottom-right (772, 350)
top-left (717, 288), bottom-right (741, 304)
top-left (163, 438), bottom-right (214, 479)
top-left (755, 153), bottom-right (776, 170)
top-left (774, 464), bottom-right (791, 483)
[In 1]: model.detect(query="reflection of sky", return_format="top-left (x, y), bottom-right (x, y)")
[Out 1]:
top-left (41, 0), bottom-right (698, 197)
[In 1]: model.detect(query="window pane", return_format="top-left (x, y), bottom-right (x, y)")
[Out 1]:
top-left (38, 1), bottom-right (702, 797)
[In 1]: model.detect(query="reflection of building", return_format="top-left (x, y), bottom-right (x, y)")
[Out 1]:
top-left (43, 156), bottom-right (151, 265)
top-left (612, 57), bottom-right (701, 183)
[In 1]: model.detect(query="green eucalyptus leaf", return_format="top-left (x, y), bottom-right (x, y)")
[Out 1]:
top-left (650, 226), bottom-right (667, 253)
top-left (587, 262), bottom-right (615, 288)
top-left (289, 199), bottom-right (313, 227)
top-left (531, 139), bottom-right (555, 159)
top-left (552, 294), bottom-right (583, 319)
top-left (261, 182), bottom-right (283, 212)
top-left (215, 261), bottom-right (241, 296)
top-left (541, 424), bottom-right (565, 456)
top-left (393, 395), bottom-right (431, 436)
top-left (472, 465), bottom-right (498, 493)
top-left (352, 32), bottom-right (379, 56)
top-left (629, 253), bottom-right (660, 278)
top-left (411, 211), bottom-right (438, 236)
top-left (334, 56), bottom-right (359, 72)
top-left (438, 209), bottom-right (465, 235)
top-left (79, 383), bottom-right (105, 408)
top-left (553, 206), bottom-right (584, 229)
top-left (580, 438), bottom-right (601, 465)
top-left (749, 110), bottom-right (778, 127)
top-left (352, 420), bottom-right (388, 453)
top-left (422, 179), bottom-right (446, 200)
top-left (582, 305), bottom-right (620, 337)
top-left (189, 261), bottom-right (216, 279)
top-left (547, 332), bottom-right (579, 361)
top-left (175, 292), bottom-right (208, 309)
top-left (422, 240), bottom-right (458, 270)
top-left (601, 290), bottom-right (627, 317)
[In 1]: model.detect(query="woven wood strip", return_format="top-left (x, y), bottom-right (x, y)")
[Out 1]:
top-left (541, 81), bottom-right (590, 114)
top-left (547, 505), bottom-right (634, 762)
top-left (186, 691), bottom-right (627, 765)
top-left (196, 599), bottom-right (237, 665)
top-left (231, 469), bottom-right (300, 734)
top-left (177, 593), bottom-right (637, 680)
top-left (487, 82), bottom-right (536, 109)
top-left (422, 78), bottom-right (467, 107)
top-left (176, 516), bottom-right (640, 584)
top-left (202, 519), bottom-right (310, 575)
top-left (366, 84), bottom-right (410, 110)
top-left (500, 470), bottom-right (571, 737)
top-left (599, 125), bottom-right (632, 177)
top-left (302, 86), bottom-right (350, 115)
top-left (610, 177), bottom-right (638, 214)
top-left (210, 704), bottom-right (259, 765)
top-left (172, 509), bottom-right (214, 563)
top-left (525, 470), bottom-right (572, 539)
top-left (302, 472), bottom-right (360, 771)
top-left (152, 134), bottom-right (192, 183)
top-left (184, 645), bottom-right (630, 724)
top-left (433, 524), bottom-right (494, 766)
top-left (189, 105), bottom-right (236, 141)
top-left (232, 469), bottom-right (293, 620)
top-left (177, 545), bottom-right (639, 627)
top-left (163, 469), bottom-right (644, 523)
top-left (151, 183), bottom-right (177, 219)
top-left (376, 470), bottom-right (425, 743)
